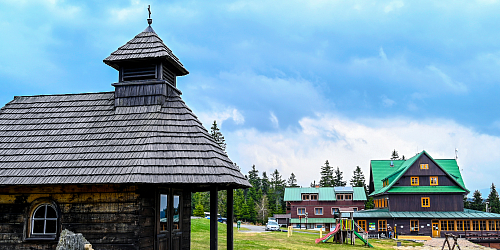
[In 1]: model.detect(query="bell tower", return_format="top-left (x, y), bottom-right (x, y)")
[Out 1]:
top-left (103, 11), bottom-right (189, 107)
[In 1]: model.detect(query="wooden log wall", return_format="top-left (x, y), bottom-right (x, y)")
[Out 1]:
top-left (0, 184), bottom-right (148, 250)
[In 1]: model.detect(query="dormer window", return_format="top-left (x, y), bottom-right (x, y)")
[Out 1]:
top-left (383, 179), bottom-right (389, 187)
top-left (302, 194), bottom-right (318, 200)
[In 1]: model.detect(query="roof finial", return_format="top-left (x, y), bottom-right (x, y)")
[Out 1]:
top-left (147, 5), bottom-right (152, 25)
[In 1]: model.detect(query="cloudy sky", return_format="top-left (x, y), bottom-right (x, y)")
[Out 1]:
top-left (1, 0), bottom-right (500, 195)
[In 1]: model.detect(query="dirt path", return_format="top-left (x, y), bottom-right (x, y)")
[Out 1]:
top-left (395, 238), bottom-right (495, 250)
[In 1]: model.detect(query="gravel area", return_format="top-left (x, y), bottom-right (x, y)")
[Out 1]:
top-left (394, 238), bottom-right (496, 250)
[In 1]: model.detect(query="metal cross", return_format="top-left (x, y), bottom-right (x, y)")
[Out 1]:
top-left (148, 5), bottom-right (151, 19)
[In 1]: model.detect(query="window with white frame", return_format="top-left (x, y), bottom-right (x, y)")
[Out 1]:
top-left (315, 207), bottom-right (323, 215)
top-left (31, 204), bottom-right (58, 237)
top-left (297, 207), bottom-right (306, 215)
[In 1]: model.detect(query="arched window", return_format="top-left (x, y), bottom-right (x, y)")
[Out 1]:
top-left (31, 204), bottom-right (58, 236)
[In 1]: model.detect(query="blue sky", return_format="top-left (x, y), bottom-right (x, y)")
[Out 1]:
top-left (1, 0), bottom-right (500, 196)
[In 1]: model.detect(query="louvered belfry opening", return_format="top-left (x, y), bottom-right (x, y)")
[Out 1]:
top-left (122, 64), bottom-right (157, 81)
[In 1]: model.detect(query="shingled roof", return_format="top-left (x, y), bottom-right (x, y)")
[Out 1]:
top-left (0, 91), bottom-right (250, 188)
top-left (103, 25), bottom-right (189, 76)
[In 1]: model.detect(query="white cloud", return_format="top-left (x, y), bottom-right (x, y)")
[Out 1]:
top-left (381, 95), bottom-right (395, 107)
top-left (197, 107), bottom-right (245, 128)
top-left (270, 111), bottom-right (279, 128)
top-left (229, 114), bottom-right (500, 192)
top-left (379, 47), bottom-right (388, 61)
top-left (427, 65), bottom-right (468, 93)
top-left (384, 1), bottom-right (404, 13)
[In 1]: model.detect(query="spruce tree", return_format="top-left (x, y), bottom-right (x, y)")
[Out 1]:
top-left (487, 183), bottom-right (500, 213)
top-left (210, 120), bottom-right (226, 152)
top-left (193, 202), bottom-right (205, 217)
top-left (287, 172), bottom-right (299, 187)
top-left (270, 169), bottom-right (286, 214)
top-left (332, 166), bottom-right (346, 186)
top-left (234, 189), bottom-right (245, 220)
top-left (248, 165), bottom-right (260, 190)
top-left (365, 196), bottom-right (374, 209)
top-left (261, 172), bottom-right (270, 194)
top-left (319, 160), bottom-right (334, 187)
top-left (350, 166), bottom-right (366, 188)
top-left (471, 190), bottom-right (485, 211)
top-left (391, 149), bottom-right (399, 160)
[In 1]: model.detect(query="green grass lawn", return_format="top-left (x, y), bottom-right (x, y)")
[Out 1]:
top-left (191, 218), bottom-right (423, 250)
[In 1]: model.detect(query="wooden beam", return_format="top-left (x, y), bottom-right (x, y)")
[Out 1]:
top-left (210, 186), bottom-right (218, 250)
top-left (227, 189), bottom-right (234, 250)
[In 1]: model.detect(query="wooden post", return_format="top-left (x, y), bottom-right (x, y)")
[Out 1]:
top-left (210, 186), bottom-right (218, 250)
top-left (227, 188), bottom-right (234, 250)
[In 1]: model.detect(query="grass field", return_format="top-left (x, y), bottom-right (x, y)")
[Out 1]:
top-left (191, 218), bottom-right (423, 250)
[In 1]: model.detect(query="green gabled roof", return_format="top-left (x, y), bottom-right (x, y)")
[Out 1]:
top-left (284, 187), bottom-right (367, 201)
top-left (371, 152), bottom-right (423, 195)
top-left (354, 209), bottom-right (500, 219)
top-left (387, 186), bottom-right (466, 193)
top-left (290, 218), bottom-right (336, 223)
top-left (353, 187), bottom-right (367, 201)
top-left (370, 151), bottom-right (468, 196)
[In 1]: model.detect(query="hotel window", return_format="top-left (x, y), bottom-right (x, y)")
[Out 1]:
top-left (430, 176), bottom-right (438, 186)
top-left (358, 220), bottom-right (367, 232)
top-left (410, 220), bottom-right (419, 231)
top-left (441, 221), bottom-right (448, 231)
top-left (457, 220), bottom-right (463, 231)
top-left (489, 220), bottom-right (496, 231)
top-left (345, 194), bottom-right (352, 200)
top-left (420, 164), bottom-right (429, 169)
top-left (411, 177), bottom-right (419, 186)
top-left (440, 220), bottom-right (455, 231)
top-left (421, 197), bottom-right (430, 207)
top-left (449, 221), bottom-right (455, 231)
top-left (297, 207), bottom-right (306, 215)
top-left (315, 207), bottom-right (323, 215)
top-left (336, 194), bottom-right (344, 200)
top-left (480, 220), bottom-right (486, 230)
top-left (496, 220), bottom-right (500, 231)
top-left (472, 220), bottom-right (480, 231)
top-left (464, 220), bottom-right (471, 231)
top-left (310, 194), bottom-right (318, 200)
top-left (331, 207), bottom-right (340, 214)
top-left (302, 194), bottom-right (310, 200)
top-left (378, 220), bottom-right (387, 231)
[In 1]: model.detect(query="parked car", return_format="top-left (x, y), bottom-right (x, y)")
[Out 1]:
top-left (265, 221), bottom-right (280, 231)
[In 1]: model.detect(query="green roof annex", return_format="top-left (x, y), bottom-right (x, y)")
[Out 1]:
top-left (284, 187), bottom-right (367, 201)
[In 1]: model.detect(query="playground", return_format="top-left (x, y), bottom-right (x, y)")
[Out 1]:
top-left (312, 218), bottom-right (373, 247)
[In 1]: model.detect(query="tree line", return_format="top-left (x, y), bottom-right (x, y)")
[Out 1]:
top-left (465, 183), bottom-right (500, 213)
